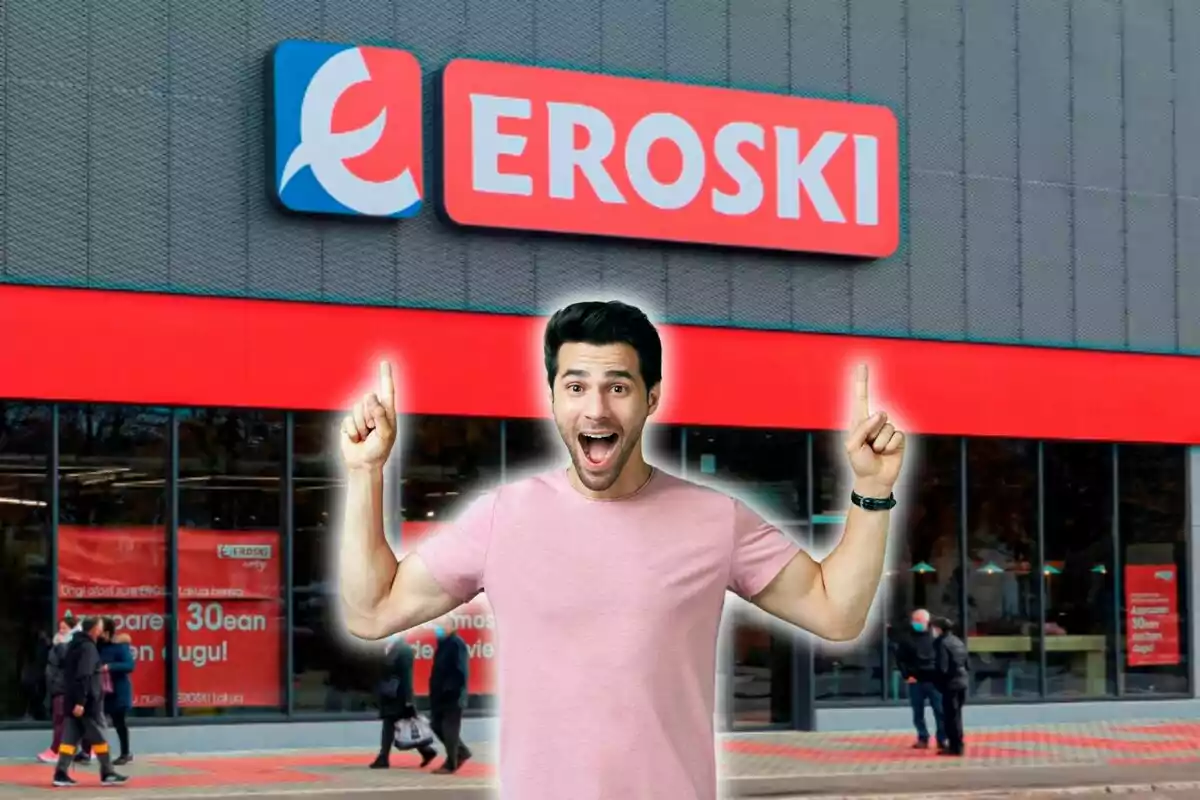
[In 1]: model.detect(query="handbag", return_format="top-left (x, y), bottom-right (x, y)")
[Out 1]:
top-left (393, 714), bottom-right (435, 751)
top-left (100, 668), bottom-right (113, 694)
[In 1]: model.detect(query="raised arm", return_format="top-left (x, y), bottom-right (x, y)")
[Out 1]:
top-left (750, 364), bottom-right (906, 641)
top-left (337, 361), bottom-right (463, 641)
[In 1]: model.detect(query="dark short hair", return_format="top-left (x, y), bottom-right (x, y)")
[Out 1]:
top-left (933, 616), bottom-right (955, 633)
top-left (79, 617), bottom-right (102, 634)
top-left (543, 301), bottom-right (663, 393)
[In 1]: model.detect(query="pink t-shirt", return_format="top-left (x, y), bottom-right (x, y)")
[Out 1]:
top-left (416, 467), bottom-right (801, 800)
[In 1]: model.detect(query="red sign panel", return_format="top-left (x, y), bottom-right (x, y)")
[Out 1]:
top-left (442, 59), bottom-right (900, 258)
top-left (1125, 564), bottom-right (1181, 667)
top-left (58, 527), bottom-right (283, 708)
top-left (399, 522), bottom-right (496, 696)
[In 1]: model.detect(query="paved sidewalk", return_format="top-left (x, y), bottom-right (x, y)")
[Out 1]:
top-left (6, 719), bottom-right (1200, 797)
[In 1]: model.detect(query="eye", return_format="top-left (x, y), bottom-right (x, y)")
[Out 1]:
top-left (566, 383), bottom-right (584, 394)
top-left (611, 384), bottom-right (627, 394)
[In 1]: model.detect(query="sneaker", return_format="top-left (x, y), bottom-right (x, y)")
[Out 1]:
top-left (52, 771), bottom-right (77, 787)
top-left (37, 748), bottom-right (58, 763)
top-left (74, 752), bottom-right (92, 764)
top-left (113, 754), bottom-right (133, 766)
top-left (100, 772), bottom-right (129, 784)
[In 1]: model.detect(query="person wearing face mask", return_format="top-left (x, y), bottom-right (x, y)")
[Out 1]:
top-left (894, 608), bottom-right (946, 751)
top-left (428, 618), bottom-right (472, 774)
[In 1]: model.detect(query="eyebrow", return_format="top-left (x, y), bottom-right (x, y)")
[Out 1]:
top-left (562, 369), bottom-right (637, 381)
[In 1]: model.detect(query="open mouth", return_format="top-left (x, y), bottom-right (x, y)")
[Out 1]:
top-left (578, 432), bottom-right (619, 467)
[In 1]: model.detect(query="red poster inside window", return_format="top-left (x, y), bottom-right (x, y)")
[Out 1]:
top-left (1125, 564), bottom-right (1181, 667)
top-left (399, 521), bottom-right (496, 696)
top-left (57, 526), bottom-right (283, 708)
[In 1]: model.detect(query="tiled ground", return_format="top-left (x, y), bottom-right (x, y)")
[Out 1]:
top-left (4, 720), bottom-right (1200, 796)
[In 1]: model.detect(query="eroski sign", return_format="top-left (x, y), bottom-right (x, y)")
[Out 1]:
top-left (268, 41), bottom-right (899, 257)
top-left (441, 59), bottom-right (900, 258)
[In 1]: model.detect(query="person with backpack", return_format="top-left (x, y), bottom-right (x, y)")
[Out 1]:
top-left (931, 616), bottom-right (969, 757)
top-left (50, 617), bottom-right (128, 787)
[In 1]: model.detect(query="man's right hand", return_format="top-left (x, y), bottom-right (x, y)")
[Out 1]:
top-left (72, 704), bottom-right (84, 718)
top-left (340, 361), bottom-right (398, 471)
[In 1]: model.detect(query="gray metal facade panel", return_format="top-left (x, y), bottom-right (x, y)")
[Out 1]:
top-left (1122, 0), bottom-right (1173, 198)
top-left (1071, 0), bottom-right (1123, 192)
top-left (1073, 188), bottom-right (1126, 345)
top-left (1176, 1), bottom-right (1200, 201)
top-left (1179, 199), bottom-right (1200, 351)
top-left (846, 0), bottom-right (908, 335)
top-left (1126, 194), bottom-right (1176, 350)
top-left (90, 94), bottom-right (170, 289)
top-left (729, 0), bottom-right (789, 91)
top-left (908, 172), bottom-right (966, 338)
top-left (1017, 0), bottom-right (1070, 186)
top-left (6, 83), bottom-right (88, 284)
top-left (907, 0), bottom-right (962, 175)
top-left (1020, 183), bottom-right (1074, 345)
top-left (965, 176), bottom-right (1021, 341)
top-left (964, 0), bottom-right (1017, 181)
top-left (0, 0), bottom-right (1196, 357)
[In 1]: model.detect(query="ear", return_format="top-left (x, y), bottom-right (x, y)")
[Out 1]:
top-left (646, 382), bottom-right (662, 416)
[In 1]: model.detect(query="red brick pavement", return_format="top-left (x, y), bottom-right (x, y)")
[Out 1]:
top-left (4, 720), bottom-right (1200, 796)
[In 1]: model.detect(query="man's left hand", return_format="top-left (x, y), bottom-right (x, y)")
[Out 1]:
top-left (844, 364), bottom-right (906, 497)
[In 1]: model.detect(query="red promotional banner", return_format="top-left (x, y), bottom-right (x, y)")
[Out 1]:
top-left (57, 526), bottom-right (283, 708)
top-left (1125, 564), bottom-right (1181, 667)
top-left (399, 521), bottom-right (496, 696)
top-left (61, 600), bottom-right (168, 708)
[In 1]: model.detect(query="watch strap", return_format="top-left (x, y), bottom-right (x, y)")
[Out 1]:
top-left (850, 490), bottom-right (897, 511)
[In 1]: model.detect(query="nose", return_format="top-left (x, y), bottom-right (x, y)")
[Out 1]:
top-left (582, 387), bottom-right (610, 420)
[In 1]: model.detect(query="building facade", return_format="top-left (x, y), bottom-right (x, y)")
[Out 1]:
top-left (2, 0), bottom-right (1200, 751)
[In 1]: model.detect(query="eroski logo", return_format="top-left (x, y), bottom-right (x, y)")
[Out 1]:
top-left (269, 40), bottom-right (424, 218)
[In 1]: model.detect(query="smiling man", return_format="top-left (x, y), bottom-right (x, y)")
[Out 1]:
top-left (337, 300), bottom-right (906, 800)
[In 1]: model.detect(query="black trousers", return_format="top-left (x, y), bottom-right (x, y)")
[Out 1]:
top-left (379, 714), bottom-right (437, 762)
top-left (430, 707), bottom-right (471, 770)
top-left (109, 710), bottom-right (130, 757)
top-left (941, 687), bottom-right (966, 753)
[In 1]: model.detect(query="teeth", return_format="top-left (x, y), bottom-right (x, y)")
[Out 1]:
top-left (582, 433), bottom-right (614, 438)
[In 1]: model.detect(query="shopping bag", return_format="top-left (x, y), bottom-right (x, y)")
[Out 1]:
top-left (394, 714), bottom-right (435, 751)
top-left (100, 669), bottom-right (113, 694)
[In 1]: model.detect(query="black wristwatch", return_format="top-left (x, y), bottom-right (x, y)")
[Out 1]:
top-left (850, 490), bottom-right (897, 511)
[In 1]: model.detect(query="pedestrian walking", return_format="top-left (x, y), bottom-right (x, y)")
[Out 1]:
top-left (428, 620), bottom-right (471, 774)
top-left (50, 617), bottom-right (128, 787)
top-left (895, 608), bottom-right (947, 751)
top-left (931, 616), bottom-right (969, 757)
top-left (371, 634), bottom-right (436, 769)
top-left (99, 623), bottom-right (135, 765)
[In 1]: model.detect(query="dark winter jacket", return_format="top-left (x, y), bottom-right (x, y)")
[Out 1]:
top-left (429, 634), bottom-right (470, 711)
top-left (895, 629), bottom-right (939, 683)
top-left (378, 640), bottom-right (418, 719)
top-left (62, 632), bottom-right (103, 713)
top-left (935, 632), bottom-right (970, 691)
top-left (100, 641), bottom-right (135, 713)
top-left (45, 640), bottom-right (69, 698)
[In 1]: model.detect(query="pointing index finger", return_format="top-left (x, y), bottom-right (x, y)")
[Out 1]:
top-left (854, 363), bottom-right (870, 424)
top-left (379, 360), bottom-right (395, 409)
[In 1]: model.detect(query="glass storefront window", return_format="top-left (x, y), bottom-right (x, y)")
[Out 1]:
top-left (58, 405), bottom-right (171, 717)
top-left (0, 403), bottom-right (52, 722)
top-left (965, 438), bottom-right (1040, 699)
top-left (685, 426), bottom-right (806, 727)
top-left (1118, 444), bottom-right (1189, 695)
top-left (292, 411), bottom-right (381, 714)
top-left (886, 436), bottom-right (962, 703)
top-left (810, 431), bottom-right (885, 704)
top-left (1043, 442), bottom-right (1117, 698)
top-left (177, 409), bottom-right (285, 716)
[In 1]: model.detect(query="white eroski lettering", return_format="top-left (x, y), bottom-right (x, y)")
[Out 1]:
top-left (774, 128), bottom-right (847, 222)
top-left (624, 112), bottom-right (706, 211)
top-left (546, 102), bottom-right (625, 203)
top-left (470, 94), bottom-right (533, 196)
top-left (712, 122), bottom-right (765, 216)
top-left (853, 134), bottom-right (880, 225)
